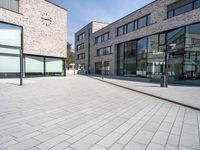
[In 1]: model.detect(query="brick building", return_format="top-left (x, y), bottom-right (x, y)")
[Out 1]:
top-left (75, 0), bottom-right (200, 83)
top-left (0, 0), bottom-right (67, 78)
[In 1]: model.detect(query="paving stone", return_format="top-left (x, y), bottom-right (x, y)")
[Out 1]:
top-left (89, 145), bottom-right (107, 150)
top-left (4, 139), bottom-right (40, 150)
top-left (49, 141), bottom-right (70, 150)
top-left (152, 131), bottom-right (169, 145)
top-left (117, 133), bottom-right (133, 145)
top-left (108, 143), bottom-right (124, 150)
top-left (165, 144), bottom-right (177, 150)
top-left (0, 76), bottom-right (200, 150)
top-left (36, 134), bottom-right (71, 150)
top-left (159, 122), bottom-right (173, 133)
top-left (146, 143), bottom-right (164, 150)
top-left (132, 130), bottom-right (154, 145)
top-left (123, 141), bottom-right (146, 150)
top-left (98, 132), bottom-right (122, 148)
top-left (180, 133), bottom-right (200, 149)
top-left (34, 128), bottom-right (66, 142)
top-left (167, 134), bottom-right (179, 146)
top-left (71, 133), bottom-right (101, 150)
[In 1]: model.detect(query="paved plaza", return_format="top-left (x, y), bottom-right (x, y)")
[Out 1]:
top-left (92, 76), bottom-right (200, 109)
top-left (0, 76), bottom-right (200, 150)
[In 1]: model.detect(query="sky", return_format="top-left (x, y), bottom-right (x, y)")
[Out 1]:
top-left (50, 0), bottom-right (154, 49)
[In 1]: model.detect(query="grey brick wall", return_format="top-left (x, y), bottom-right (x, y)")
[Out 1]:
top-left (75, 0), bottom-right (200, 75)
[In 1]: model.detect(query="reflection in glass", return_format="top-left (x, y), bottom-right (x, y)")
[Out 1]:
top-left (167, 27), bottom-right (185, 79)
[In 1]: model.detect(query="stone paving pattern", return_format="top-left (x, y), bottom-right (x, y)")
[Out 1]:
top-left (0, 76), bottom-right (199, 150)
top-left (93, 76), bottom-right (200, 109)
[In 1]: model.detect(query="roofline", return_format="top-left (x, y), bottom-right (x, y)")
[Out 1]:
top-left (75, 21), bottom-right (109, 34)
top-left (93, 0), bottom-right (157, 34)
top-left (45, 0), bottom-right (68, 12)
top-left (75, 22), bottom-right (93, 34)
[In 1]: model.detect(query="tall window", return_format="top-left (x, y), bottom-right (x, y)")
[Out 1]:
top-left (0, 23), bottom-right (22, 78)
top-left (76, 43), bottom-right (85, 51)
top-left (77, 32), bottom-right (85, 41)
top-left (77, 53), bottom-right (85, 60)
top-left (0, 0), bottom-right (19, 13)
top-left (137, 37), bottom-right (148, 76)
top-left (184, 23), bottom-right (200, 80)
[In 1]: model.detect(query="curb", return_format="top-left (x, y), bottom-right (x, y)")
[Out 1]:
top-left (90, 77), bottom-right (200, 111)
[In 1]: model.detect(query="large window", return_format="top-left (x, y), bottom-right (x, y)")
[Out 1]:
top-left (95, 32), bottom-right (109, 44)
top-left (124, 41), bottom-right (137, 76)
top-left (117, 14), bottom-right (150, 36)
top-left (167, 27), bottom-right (185, 79)
top-left (95, 61), bottom-right (110, 75)
top-left (174, 3), bottom-right (193, 16)
top-left (76, 43), bottom-right (85, 51)
top-left (77, 53), bottom-right (85, 60)
top-left (0, 0), bottom-right (19, 13)
top-left (137, 37), bottom-right (148, 76)
top-left (117, 22), bottom-right (200, 81)
top-left (77, 32), bottom-right (85, 41)
top-left (24, 55), bottom-right (64, 76)
top-left (25, 56), bottom-right (44, 76)
top-left (45, 58), bottom-right (64, 76)
top-left (117, 39), bottom-right (143, 77)
top-left (138, 16), bottom-right (147, 29)
top-left (184, 23), bottom-right (200, 79)
top-left (0, 23), bottom-right (21, 78)
top-left (97, 46), bottom-right (112, 56)
top-left (167, 0), bottom-right (200, 18)
top-left (147, 34), bottom-right (165, 77)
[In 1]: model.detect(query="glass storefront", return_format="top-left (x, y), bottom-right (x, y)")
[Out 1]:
top-left (0, 23), bottom-right (65, 78)
top-left (184, 23), bottom-right (200, 79)
top-left (95, 61), bottom-right (110, 75)
top-left (117, 22), bottom-right (200, 80)
top-left (24, 55), bottom-right (65, 77)
top-left (0, 22), bottom-right (21, 78)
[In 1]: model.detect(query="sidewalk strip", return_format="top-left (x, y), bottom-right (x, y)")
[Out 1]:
top-left (90, 77), bottom-right (200, 111)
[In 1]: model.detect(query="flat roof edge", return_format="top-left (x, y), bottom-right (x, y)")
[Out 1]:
top-left (45, 0), bottom-right (68, 12)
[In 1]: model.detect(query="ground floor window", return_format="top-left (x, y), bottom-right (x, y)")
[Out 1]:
top-left (0, 22), bottom-right (22, 78)
top-left (117, 22), bottom-right (200, 80)
top-left (24, 55), bottom-right (65, 77)
top-left (95, 61), bottom-right (110, 75)
top-left (77, 64), bottom-right (85, 70)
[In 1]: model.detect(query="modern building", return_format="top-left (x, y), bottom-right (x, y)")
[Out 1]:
top-left (75, 21), bottom-right (109, 74)
top-left (0, 0), bottom-right (67, 78)
top-left (75, 0), bottom-right (200, 83)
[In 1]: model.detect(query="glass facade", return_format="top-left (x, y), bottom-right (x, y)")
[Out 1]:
top-left (0, 22), bottom-right (21, 78)
top-left (0, 22), bottom-right (65, 78)
top-left (117, 22), bottom-right (200, 80)
top-left (24, 55), bottom-right (64, 76)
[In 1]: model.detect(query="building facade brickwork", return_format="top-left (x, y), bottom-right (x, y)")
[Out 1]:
top-left (0, 0), bottom-right (67, 78)
top-left (75, 0), bottom-right (200, 82)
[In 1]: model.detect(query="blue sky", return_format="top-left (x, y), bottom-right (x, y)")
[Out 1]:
top-left (50, 0), bottom-right (154, 48)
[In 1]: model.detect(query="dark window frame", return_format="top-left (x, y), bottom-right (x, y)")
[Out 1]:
top-left (117, 14), bottom-right (151, 37)
top-left (167, 0), bottom-right (200, 19)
